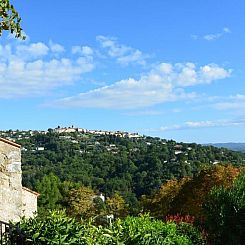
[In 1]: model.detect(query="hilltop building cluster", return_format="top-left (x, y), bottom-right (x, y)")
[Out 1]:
top-left (0, 126), bottom-right (142, 143)
top-left (53, 126), bottom-right (142, 138)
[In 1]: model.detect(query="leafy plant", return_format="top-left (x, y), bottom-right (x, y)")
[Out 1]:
top-left (18, 211), bottom-right (204, 244)
top-left (0, 0), bottom-right (25, 38)
top-left (176, 223), bottom-right (205, 245)
top-left (18, 210), bottom-right (84, 244)
top-left (203, 172), bottom-right (245, 244)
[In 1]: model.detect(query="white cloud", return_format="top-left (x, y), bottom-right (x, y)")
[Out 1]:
top-left (76, 56), bottom-right (94, 72)
top-left (230, 94), bottom-right (245, 100)
top-left (199, 64), bottom-right (231, 81)
top-left (0, 44), bottom-right (12, 59)
top-left (96, 35), bottom-right (146, 65)
top-left (54, 62), bottom-right (230, 109)
top-left (72, 45), bottom-right (94, 56)
top-left (150, 118), bottom-right (245, 132)
top-left (49, 41), bottom-right (65, 53)
top-left (0, 36), bottom-right (232, 105)
top-left (214, 102), bottom-right (245, 110)
top-left (117, 50), bottom-right (144, 65)
top-left (16, 42), bottom-right (49, 59)
top-left (192, 27), bottom-right (231, 41)
top-left (0, 41), bottom-right (95, 98)
top-left (211, 94), bottom-right (245, 111)
top-left (203, 33), bottom-right (223, 41)
top-left (157, 63), bottom-right (231, 87)
top-left (223, 27), bottom-right (231, 33)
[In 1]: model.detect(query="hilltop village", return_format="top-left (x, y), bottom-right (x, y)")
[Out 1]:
top-left (0, 126), bottom-right (244, 166)
top-left (0, 126), bottom-right (141, 144)
top-left (0, 126), bottom-right (221, 165)
top-left (0, 127), bottom-right (243, 198)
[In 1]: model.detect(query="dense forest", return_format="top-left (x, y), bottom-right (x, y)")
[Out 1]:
top-left (2, 129), bottom-right (243, 198)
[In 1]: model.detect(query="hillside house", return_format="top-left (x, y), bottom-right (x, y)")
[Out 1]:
top-left (0, 138), bottom-right (39, 223)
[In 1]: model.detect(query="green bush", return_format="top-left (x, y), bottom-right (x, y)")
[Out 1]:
top-left (18, 211), bottom-right (204, 244)
top-left (18, 210), bottom-right (84, 244)
top-left (203, 172), bottom-right (245, 244)
top-left (176, 223), bottom-right (204, 245)
top-left (116, 215), bottom-right (194, 244)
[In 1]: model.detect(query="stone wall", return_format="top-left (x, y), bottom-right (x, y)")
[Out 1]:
top-left (22, 187), bottom-right (39, 218)
top-left (0, 140), bottom-right (22, 223)
top-left (0, 138), bottom-right (38, 223)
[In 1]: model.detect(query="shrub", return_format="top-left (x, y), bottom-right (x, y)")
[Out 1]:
top-left (203, 172), bottom-right (245, 244)
top-left (165, 214), bottom-right (205, 245)
top-left (165, 214), bottom-right (195, 224)
top-left (176, 223), bottom-right (205, 245)
top-left (18, 210), bottom-right (84, 244)
top-left (118, 215), bottom-right (191, 244)
top-left (18, 211), bottom-right (204, 244)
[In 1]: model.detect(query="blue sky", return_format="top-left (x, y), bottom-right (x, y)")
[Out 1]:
top-left (0, 0), bottom-right (245, 143)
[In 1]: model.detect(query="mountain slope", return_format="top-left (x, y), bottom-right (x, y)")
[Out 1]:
top-left (211, 143), bottom-right (245, 153)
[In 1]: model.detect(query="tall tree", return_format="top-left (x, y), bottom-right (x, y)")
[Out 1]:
top-left (36, 173), bottom-right (62, 210)
top-left (67, 186), bottom-right (96, 219)
top-left (141, 177), bottom-right (190, 219)
top-left (170, 165), bottom-right (241, 218)
top-left (106, 192), bottom-right (128, 218)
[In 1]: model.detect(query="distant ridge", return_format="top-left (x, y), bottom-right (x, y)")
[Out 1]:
top-left (209, 143), bottom-right (245, 153)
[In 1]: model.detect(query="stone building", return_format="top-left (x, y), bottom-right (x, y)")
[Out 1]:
top-left (0, 137), bottom-right (39, 223)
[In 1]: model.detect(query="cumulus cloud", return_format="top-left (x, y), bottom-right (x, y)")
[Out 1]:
top-left (54, 62), bottom-right (231, 109)
top-left (150, 118), bottom-right (245, 132)
top-left (49, 41), bottom-right (65, 53)
top-left (72, 45), bottom-right (94, 56)
top-left (0, 41), bottom-right (95, 98)
top-left (96, 35), bottom-right (146, 65)
top-left (16, 42), bottom-right (49, 59)
top-left (0, 36), bottom-right (232, 106)
top-left (174, 63), bottom-right (231, 86)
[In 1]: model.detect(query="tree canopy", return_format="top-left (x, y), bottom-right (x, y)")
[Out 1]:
top-left (0, 0), bottom-right (25, 39)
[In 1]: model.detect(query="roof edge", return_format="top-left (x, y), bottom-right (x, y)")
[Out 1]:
top-left (0, 137), bottom-right (21, 148)
top-left (22, 186), bottom-right (40, 196)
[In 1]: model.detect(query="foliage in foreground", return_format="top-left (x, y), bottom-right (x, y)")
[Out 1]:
top-left (203, 172), bottom-right (245, 245)
top-left (0, 0), bottom-right (25, 38)
top-left (18, 211), bottom-right (204, 244)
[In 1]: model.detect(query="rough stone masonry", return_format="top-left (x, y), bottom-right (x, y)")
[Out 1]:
top-left (0, 138), bottom-right (39, 223)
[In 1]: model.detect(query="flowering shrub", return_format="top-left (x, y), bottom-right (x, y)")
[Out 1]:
top-left (165, 214), bottom-right (195, 224)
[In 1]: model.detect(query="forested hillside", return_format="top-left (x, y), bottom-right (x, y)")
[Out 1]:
top-left (1, 129), bottom-right (244, 199)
